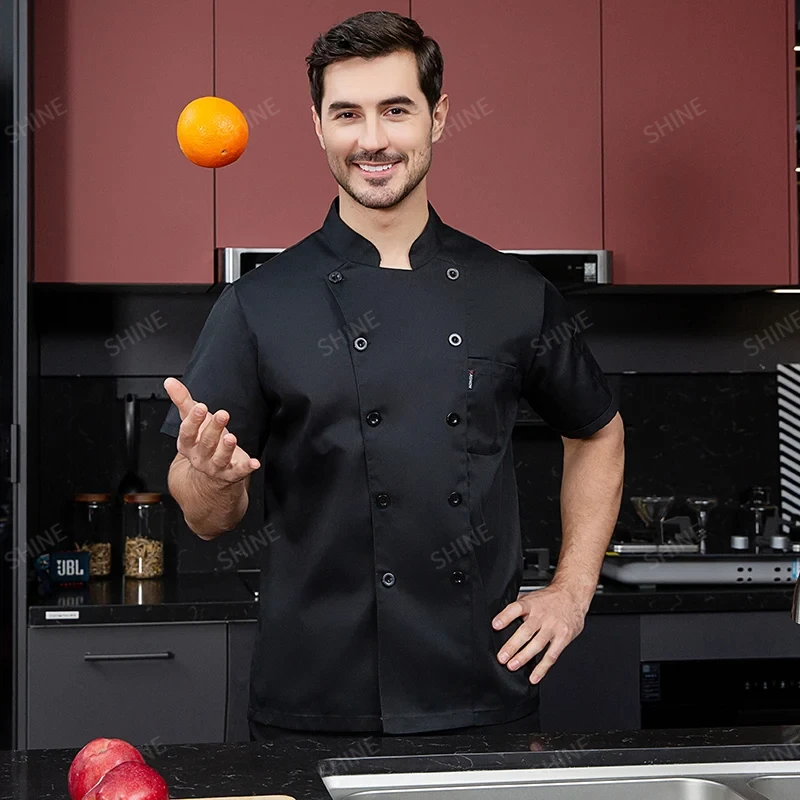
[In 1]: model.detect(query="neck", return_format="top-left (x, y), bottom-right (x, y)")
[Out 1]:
top-left (338, 190), bottom-right (429, 267)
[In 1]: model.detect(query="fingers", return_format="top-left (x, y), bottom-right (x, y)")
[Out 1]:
top-left (497, 616), bottom-right (540, 666)
top-left (164, 377), bottom-right (195, 421)
top-left (210, 428), bottom-right (238, 470)
top-left (197, 409), bottom-right (229, 459)
top-left (528, 637), bottom-right (569, 684)
top-left (491, 600), bottom-right (525, 631)
top-left (177, 402), bottom-right (209, 453)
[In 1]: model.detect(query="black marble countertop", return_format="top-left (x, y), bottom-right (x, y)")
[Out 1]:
top-left (4, 726), bottom-right (800, 800)
top-left (27, 569), bottom-right (793, 626)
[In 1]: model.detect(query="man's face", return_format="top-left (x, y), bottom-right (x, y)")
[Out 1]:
top-left (312, 50), bottom-right (448, 210)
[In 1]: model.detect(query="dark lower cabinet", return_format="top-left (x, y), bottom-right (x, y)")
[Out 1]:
top-left (537, 614), bottom-right (641, 733)
top-left (226, 620), bottom-right (256, 742)
top-left (27, 610), bottom-right (800, 747)
top-left (27, 623), bottom-right (227, 749)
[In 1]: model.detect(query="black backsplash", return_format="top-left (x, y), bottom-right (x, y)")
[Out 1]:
top-left (514, 372), bottom-right (779, 561)
top-left (30, 287), bottom-right (790, 573)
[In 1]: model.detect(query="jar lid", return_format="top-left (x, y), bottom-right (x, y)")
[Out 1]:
top-left (123, 492), bottom-right (162, 504)
top-left (74, 493), bottom-right (113, 502)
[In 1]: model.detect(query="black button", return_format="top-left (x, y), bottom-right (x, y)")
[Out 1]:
top-left (366, 411), bottom-right (382, 426)
top-left (450, 570), bottom-right (466, 585)
top-left (382, 572), bottom-right (396, 587)
top-left (328, 271), bottom-right (343, 283)
top-left (446, 412), bottom-right (460, 426)
top-left (376, 493), bottom-right (391, 508)
top-left (448, 492), bottom-right (462, 506)
top-left (353, 337), bottom-right (368, 351)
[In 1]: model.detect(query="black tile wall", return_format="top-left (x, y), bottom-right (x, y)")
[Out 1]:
top-left (514, 372), bottom-right (779, 561)
top-left (29, 287), bottom-right (794, 573)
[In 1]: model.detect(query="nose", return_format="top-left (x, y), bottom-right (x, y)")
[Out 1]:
top-left (358, 113), bottom-right (390, 153)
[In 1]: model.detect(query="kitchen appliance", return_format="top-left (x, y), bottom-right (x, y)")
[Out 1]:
top-left (1, 0), bottom-right (26, 750)
top-left (215, 247), bottom-right (613, 290)
top-left (602, 552), bottom-right (800, 585)
top-left (641, 658), bottom-right (800, 728)
top-left (602, 491), bottom-right (800, 586)
top-left (607, 496), bottom-right (700, 555)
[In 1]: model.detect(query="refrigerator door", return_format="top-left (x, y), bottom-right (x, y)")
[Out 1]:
top-left (1, 0), bottom-right (28, 750)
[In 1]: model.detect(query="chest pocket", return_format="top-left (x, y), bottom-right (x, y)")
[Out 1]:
top-left (466, 357), bottom-right (520, 455)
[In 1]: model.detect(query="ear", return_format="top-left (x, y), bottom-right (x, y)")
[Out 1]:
top-left (431, 93), bottom-right (449, 144)
top-left (311, 104), bottom-right (325, 149)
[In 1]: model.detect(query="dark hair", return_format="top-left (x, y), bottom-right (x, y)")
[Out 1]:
top-left (306, 10), bottom-right (444, 120)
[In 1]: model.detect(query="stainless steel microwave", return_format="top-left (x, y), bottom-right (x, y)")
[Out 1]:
top-left (216, 248), bottom-right (612, 289)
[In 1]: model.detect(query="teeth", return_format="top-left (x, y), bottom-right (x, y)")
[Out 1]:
top-left (357, 162), bottom-right (396, 172)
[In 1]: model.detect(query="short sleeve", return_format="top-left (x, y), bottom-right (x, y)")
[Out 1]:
top-left (160, 282), bottom-right (271, 459)
top-left (522, 278), bottom-right (617, 438)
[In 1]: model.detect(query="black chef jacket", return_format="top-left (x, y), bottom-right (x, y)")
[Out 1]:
top-left (160, 195), bottom-right (618, 734)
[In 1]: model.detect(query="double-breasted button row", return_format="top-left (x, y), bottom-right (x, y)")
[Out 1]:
top-left (375, 491), bottom-right (462, 508)
top-left (371, 409), bottom-right (456, 427)
top-left (355, 333), bottom-right (460, 350)
top-left (380, 571), bottom-right (466, 587)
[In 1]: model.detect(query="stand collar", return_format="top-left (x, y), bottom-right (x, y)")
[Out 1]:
top-left (320, 195), bottom-right (443, 270)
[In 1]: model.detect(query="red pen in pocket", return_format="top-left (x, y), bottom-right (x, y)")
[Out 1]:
top-left (468, 369), bottom-right (474, 389)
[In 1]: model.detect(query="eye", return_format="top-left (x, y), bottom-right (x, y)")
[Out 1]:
top-left (334, 108), bottom-right (407, 120)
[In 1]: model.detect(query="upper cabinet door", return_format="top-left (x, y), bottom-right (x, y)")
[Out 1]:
top-left (215, 1), bottom-right (410, 248)
top-left (33, 1), bottom-right (214, 283)
top-left (603, 0), bottom-right (797, 285)
top-left (410, 0), bottom-right (603, 250)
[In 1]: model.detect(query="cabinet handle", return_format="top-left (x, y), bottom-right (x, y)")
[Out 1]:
top-left (84, 651), bottom-right (174, 662)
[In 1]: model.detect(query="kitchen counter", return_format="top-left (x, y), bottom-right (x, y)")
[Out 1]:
top-left (4, 725), bottom-right (800, 800)
top-left (27, 569), bottom-right (793, 625)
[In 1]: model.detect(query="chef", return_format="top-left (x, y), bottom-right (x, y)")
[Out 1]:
top-left (160, 10), bottom-right (625, 739)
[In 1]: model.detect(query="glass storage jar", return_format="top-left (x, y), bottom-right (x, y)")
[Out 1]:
top-left (73, 493), bottom-right (113, 577)
top-left (122, 492), bottom-right (165, 578)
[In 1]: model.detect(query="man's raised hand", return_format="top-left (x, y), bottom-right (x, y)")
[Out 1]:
top-left (164, 377), bottom-right (260, 485)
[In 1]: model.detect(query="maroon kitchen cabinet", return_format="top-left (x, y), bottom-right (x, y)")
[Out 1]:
top-left (602, 0), bottom-right (798, 285)
top-left (32, 1), bottom-right (215, 283)
top-left (410, 0), bottom-right (604, 250)
top-left (214, 1), bottom-right (410, 248)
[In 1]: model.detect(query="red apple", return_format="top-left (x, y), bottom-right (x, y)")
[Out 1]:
top-left (81, 761), bottom-right (169, 800)
top-left (68, 738), bottom-right (145, 800)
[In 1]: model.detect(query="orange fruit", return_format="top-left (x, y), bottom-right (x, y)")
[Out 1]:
top-left (176, 96), bottom-right (249, 168)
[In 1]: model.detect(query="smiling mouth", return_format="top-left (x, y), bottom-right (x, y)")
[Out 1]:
top-left (353, 161), bottom-right (401, 175)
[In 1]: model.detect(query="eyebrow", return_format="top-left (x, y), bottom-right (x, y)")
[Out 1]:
top-left (326, 95), bottom-right (419, 115)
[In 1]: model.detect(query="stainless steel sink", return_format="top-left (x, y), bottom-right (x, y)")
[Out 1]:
top-left (748, 776), bottom-right (800, 800)
top-left (319, 759), bottom-right (800, 800)
top-left (328, 777), bottom-right (745, 800)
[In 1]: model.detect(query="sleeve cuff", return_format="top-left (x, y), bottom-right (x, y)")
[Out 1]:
top-left (557, 395), bottom-right (619, 439)
top-left (160, 421), bottom-right (180, 438)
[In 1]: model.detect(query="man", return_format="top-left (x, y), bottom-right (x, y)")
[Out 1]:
top-left (160, 10), bottom-right (624, 740)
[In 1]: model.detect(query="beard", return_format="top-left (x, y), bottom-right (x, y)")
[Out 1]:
top-left (327, 138), bottom-right (433, 210)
